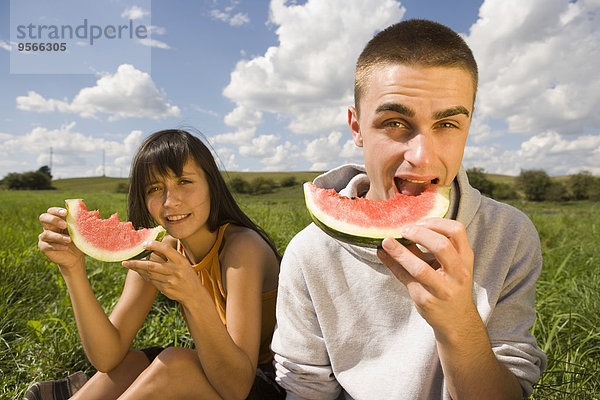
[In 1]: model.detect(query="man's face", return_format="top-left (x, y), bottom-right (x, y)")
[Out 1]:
top-left (349, 64), bottom-right (474, 200)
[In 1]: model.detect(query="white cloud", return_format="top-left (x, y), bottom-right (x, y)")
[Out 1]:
top-left (287, 105), bottom-right (349, 135)
top-left (304, 131), bottom-right (343, 170)
top-left (222, 0), bottom-right (405, 135)
top-left (210, 8), bottom-right (250, 26)
top-left (121, 6), bottom-right (149, 20)
top-left (191, 105), bottom-right (219, 117)
top-left (140, 25), bottom-right (171, 49)
top-left (261, 142), bottom-right (297, 171)
top-left (0, 40), bottom-right (11, 51)
top-left (340, 138), bottom-right (363, 161)
top-left (303, 131), bottom-right (363, 171)
top-left (229, 12), bottom-right (250, 26)
top-left (224, 105), bottom-right (263, 128)
top-left (239, 134), bottom-right (280, 157)
top-left (211, 127), bottom-right (256, 144)
top-left (219, 132), bottom-right (298, 171)
top-left (138, 38), bottom-right (171, 49)
top-left (147, 25), bottom-right (167, 35)
top-left (461, 0), bottom-right (600, 176)
top-left (464, 131), bottom-right (600, 176)
top-left (467, 0), bottom-right (600, 136)
top-left (214, 147), bottom-right (240, 171)
top-left (0, 123), bottom-right (146, 178)
top-left (16, 64), bottom-right (180, 120)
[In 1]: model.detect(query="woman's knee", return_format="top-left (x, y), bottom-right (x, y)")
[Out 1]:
top-left (70, 349), bottom-right (150, 400)
top-left (148, 347), bottom-right (200, 377)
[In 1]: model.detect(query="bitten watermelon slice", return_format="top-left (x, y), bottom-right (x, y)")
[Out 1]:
top-left (304, 182), bottom-right (450, 248)
top-left (65, 199), bottom-right (166, 262)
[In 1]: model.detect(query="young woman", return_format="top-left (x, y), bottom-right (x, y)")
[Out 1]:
top-left (36, 129), bottom-right (283, 400)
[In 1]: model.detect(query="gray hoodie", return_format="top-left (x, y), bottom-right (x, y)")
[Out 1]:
top-left (272, 164), bottom-right (547, 399)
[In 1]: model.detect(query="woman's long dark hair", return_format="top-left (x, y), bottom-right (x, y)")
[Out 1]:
top-left (128, 129), bottom-right (280, 259)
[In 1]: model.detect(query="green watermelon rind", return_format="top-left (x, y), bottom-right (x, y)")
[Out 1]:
top-left (308, 208), bottom-right (412, 248)
top-left (65, 199), bottom-right (167, 263)
top-left (304, 183), bottom-right (450, 249)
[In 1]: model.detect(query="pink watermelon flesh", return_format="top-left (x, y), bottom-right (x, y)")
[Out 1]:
top-left (66, 199), bottom-right (166, 262)
top-left (304, 182), bottom-right (450, 248)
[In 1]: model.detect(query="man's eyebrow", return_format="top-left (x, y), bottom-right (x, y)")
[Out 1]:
top-left (433, 106), bottom-right (470, 120)
top-left (375, 103), bottom-right (415, 117)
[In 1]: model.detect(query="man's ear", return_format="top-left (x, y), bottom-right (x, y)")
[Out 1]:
top-left (348, 106), bottom-right (363, 147)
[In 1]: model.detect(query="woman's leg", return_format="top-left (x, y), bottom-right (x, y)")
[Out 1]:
top-left (119, 347), bottom-right (222, 400)
top-left (70, 349), bottom-right (150, 400)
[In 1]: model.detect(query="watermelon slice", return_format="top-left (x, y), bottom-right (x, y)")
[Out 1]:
top-left (303, 182), bottom-right (450, 248)
top-left (65, 199), bottom-right (166, 262)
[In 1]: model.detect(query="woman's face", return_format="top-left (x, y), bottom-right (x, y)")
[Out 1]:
top-left (144, 159), bottom-right (212, 241)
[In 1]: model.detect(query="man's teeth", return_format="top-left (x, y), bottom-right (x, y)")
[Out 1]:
top-left (401, 178), bottom-right (440, 184)
top-left (167, 214), bottom-right (189, 222)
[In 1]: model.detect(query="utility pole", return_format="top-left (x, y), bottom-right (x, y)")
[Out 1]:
top-left (102, 149), bottom-right (106, 177)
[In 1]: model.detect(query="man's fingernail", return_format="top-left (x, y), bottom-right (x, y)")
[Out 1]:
top-left (382, 237), bottom-right (397, 250)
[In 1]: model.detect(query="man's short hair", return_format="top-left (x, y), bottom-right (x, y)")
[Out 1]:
top-left (354, 19), bottom-right (478, 113)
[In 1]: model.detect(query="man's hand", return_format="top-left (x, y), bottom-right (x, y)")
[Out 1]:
top-left (378, 217), bottom-right (522, 399)
top-left (377, 217), bottom-right (476, 341)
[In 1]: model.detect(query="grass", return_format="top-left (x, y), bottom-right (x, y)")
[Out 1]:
top-left (512, 200), bottom-right (600, 399)
top-left (0, 184), bottom-right (598, 399)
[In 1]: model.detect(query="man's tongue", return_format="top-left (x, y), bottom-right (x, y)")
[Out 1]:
top-left (395, 178), bottom-right (431, 196)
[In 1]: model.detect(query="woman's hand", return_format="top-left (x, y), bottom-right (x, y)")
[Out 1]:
top-left (38, 207), bottom-right (85, 271)
top-left (122, 241), bottom-right (202, 304)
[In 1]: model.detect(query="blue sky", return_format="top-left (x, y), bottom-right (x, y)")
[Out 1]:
top-left (1, 0), bottom-right (599, 179)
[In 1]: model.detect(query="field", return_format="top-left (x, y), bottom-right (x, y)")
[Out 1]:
top-left (1, 176), bottom-right (599, 399)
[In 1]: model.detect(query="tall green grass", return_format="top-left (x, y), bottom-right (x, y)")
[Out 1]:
top-left (1, 190), bottom-right (598, 399)
top-left (514, 201), bottom-right (600, 399)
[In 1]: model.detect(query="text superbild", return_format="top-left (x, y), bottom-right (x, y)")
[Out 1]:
top-left (16, 19), bottom-right (148, 46)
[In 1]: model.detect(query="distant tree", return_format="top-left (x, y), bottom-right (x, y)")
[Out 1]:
top-left (588, 177), bottom-right (600, 201)
top-left (1, 173), bottom-right (23, 189)
top-left (492, 183), bottom-right (520, 200)
top-left (518, 169), bottom-right (551, 201)
top-left (546, 181), bottom-right (570, 202)
top-left (250, 177), bottom-right (276, 194)
top-left (229, 177), bottom-right (251, 194)
top-left (1, 169), bottom-right (54, 190)
top-left (570, 171), bottom-right (594, 200)
top-left (116, 182), bottom-right (129, 194)
top-left (38, 165), bottom-right (52, 180)
top-left (466, 167), bottom-right (495, 197)
top-left (280, 175), bottom-right (297, 187)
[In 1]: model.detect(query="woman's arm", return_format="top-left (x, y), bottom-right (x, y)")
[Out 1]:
top-left (189, 230), bottom-right (269, 399)
top-left (39, 207), bottom-right (157, 372)
top-left (124, 229), bottom-right (274, 400)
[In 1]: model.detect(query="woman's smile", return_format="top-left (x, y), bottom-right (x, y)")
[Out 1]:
top-left (165, 213), bottom-right (192, 223)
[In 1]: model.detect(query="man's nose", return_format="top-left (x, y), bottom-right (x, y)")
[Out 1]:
top-left (404, 132), bottom-right (434, 168)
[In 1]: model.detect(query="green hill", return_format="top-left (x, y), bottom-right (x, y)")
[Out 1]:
top-left (51, 172), bottom-right (324, 193)
top-left (52, 176), bottom-right (129, 193)
top-left (49, 171), bottom-right (575, 195)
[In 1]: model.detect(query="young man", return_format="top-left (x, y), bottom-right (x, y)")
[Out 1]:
top-left (272, 19), bottom-right (547, 400)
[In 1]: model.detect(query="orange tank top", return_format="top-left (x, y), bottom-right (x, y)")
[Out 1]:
top-left (177, 223), bottom-right (277, 365)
